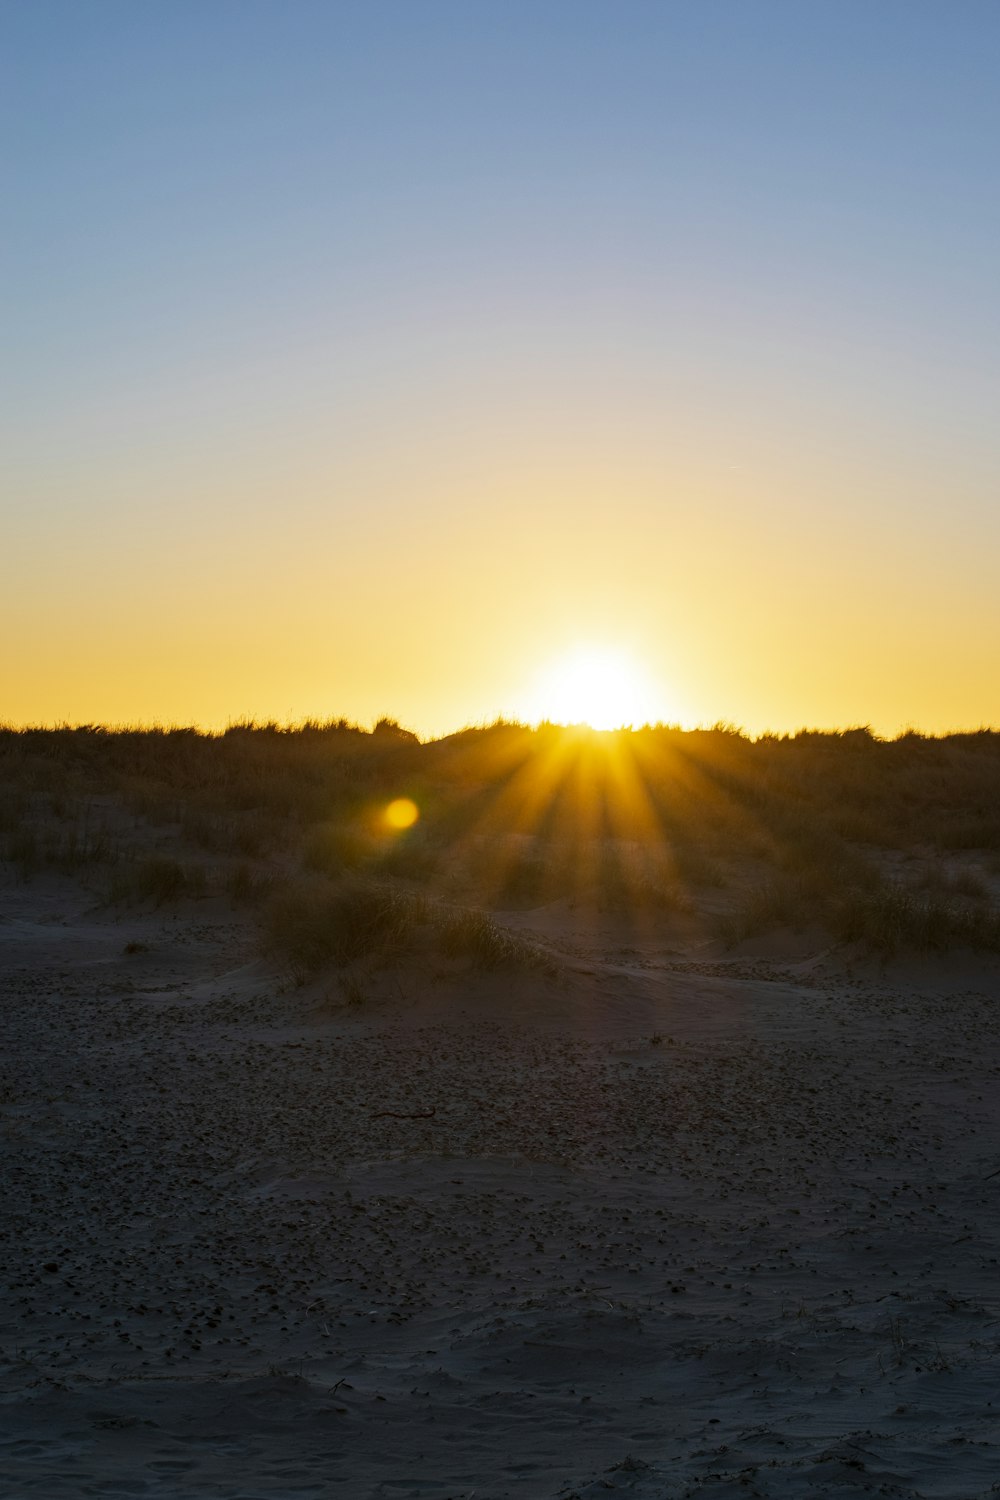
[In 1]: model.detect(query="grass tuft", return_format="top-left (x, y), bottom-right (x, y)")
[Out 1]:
top-left (834, 883), bottom-right (1000, 954)
top-left (433, 906), bottom-right (551, 971)
top-left (262, 877), bottom-right (423, 977)
top-left (719, 873), bottom-right (1000, 955)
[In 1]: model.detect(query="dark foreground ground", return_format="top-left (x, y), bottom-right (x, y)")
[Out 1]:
top-left (4, 862), bottom-right (1000, 1499)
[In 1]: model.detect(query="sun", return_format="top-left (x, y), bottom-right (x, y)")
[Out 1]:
top-left (528, 645), bottom-right (662, 730)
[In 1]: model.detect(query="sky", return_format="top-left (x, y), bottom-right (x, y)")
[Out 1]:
top-left (3, 0), bottom-right (999, 737)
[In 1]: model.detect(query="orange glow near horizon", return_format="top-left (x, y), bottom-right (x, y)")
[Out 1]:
top-left (2, 458), bottom-right (998, 740)
top-left (5, 9), bottom-right (1000, 743)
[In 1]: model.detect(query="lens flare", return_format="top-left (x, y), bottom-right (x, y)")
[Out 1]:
top-left (385, 797), bottom-right (419, 830)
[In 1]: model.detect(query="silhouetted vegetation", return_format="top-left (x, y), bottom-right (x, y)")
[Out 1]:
top-left (262, 877), bottom-right (424, 976)
top-left (1, 719), bottom-right (998, 960)
top-left (434, 906), bottom-right (550, 971)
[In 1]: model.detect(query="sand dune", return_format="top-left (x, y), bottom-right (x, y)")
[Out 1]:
top-left (3, 868), bottom-right (1000, 1498)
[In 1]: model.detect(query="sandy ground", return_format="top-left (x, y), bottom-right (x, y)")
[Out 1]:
top-left (3, 875), bottom-right (1000, 1498)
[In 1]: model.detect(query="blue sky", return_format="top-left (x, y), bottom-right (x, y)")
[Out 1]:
top-left (3, 1), bottom-right (1000, 731)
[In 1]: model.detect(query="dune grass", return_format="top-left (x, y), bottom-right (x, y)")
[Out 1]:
top-left (433, 906), bottom-right (551, 971)
top-left (261, 875), bottom-right (548, 980)
top-left (262, 877), bottom-right (425, 975)
top-left (1, 719), bottom-right (998, 957)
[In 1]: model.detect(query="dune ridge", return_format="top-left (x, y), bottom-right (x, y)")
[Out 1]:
top-left (2, 723), bottom-right (1000, 1495)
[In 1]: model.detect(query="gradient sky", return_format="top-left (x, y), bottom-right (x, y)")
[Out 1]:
top-left (4, 0), bottom-right (999, 736)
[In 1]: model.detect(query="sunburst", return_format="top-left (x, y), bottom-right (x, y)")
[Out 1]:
top-left (526, 645), bottom-right (663, 730)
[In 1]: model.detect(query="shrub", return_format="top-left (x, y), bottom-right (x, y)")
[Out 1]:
top-left (51, 821), bottom-right (118, 871)
top-left (834, 884), bottom-right (1000, 954)
top-left (720, 872), bottom-right (1000, 955)
top-left (262, 877), bottom-right (422, 976)
top-left (433, 906), bottom-right (549, 971)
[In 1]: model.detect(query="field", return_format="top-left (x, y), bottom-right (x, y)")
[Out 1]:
top-left (3, 721), bottom-right (1000, 1497)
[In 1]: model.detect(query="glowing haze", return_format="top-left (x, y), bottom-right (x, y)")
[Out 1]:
top-left (3, 2), bottom-right (999, 737)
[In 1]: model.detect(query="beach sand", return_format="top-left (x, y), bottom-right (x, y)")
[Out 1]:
top-left (3, 876), bottom-right (1000, 1498)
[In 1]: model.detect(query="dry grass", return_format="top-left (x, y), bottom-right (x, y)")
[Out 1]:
top-left (262, 877), bottom-right (424, 977)
top-left (433, 906), bottom-right (551, 971)
top-left (1, 720), bottom-right (998, 957)
top-left (261, 875), bottom-right (549, 981)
